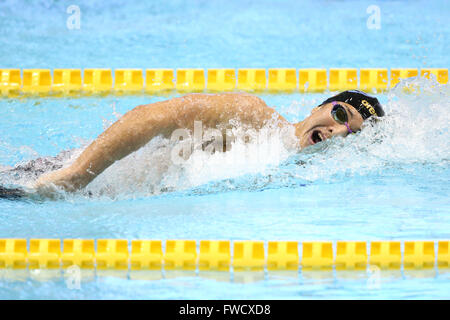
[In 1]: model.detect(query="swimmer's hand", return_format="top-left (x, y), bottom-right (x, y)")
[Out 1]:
top-left (33, 167), bottom-right (81, 196)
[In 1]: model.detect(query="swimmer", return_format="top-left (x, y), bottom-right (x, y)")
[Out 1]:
top-left (1, 90), bottom-right (384, 199)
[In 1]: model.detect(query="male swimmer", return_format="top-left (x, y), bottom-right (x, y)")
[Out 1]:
top-left (0, 90), bottom-right (384, 199)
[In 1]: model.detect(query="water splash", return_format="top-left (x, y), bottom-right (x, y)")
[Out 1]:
top-left (277, 76), bottom-right (449, 184)
top-left (84, 124), bottom-right (297, 199)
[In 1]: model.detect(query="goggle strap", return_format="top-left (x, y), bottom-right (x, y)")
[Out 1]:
top-left (344, 122), bottom-right (353, 134)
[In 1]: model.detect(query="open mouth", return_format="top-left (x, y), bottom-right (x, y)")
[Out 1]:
top-left (310, 130), bottom-right (325, 145)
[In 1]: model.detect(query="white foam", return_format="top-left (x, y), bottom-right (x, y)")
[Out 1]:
top-left (84, 123), bottom-right (297, 198)
top-left (283, 76), bottom-right (450, 183)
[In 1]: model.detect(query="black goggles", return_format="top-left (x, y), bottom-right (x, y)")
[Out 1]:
top-left (330, 101), bottom-right (355, 134)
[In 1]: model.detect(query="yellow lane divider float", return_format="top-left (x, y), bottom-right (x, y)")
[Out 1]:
top-left (299, 68), bottom-right (327, 92)
top-left (0, 68), bottom-right (447, 97)
top-left (53, 69), bottom-right (83, 94)
top-left (329, 68), bottom-right (358, 91)
top-left (0, 239), bottom-right (449, 271)
top-left (207, 69), bottom-right (236, 92)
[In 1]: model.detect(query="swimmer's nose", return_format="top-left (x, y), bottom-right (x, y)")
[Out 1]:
top-left (327, 125), bottom-right (346, 137)
top-left (327, 126), bottom-right (336, 137)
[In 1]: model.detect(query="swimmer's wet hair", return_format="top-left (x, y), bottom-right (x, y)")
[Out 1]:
top-left (320, 90), bottom-right (385, 121)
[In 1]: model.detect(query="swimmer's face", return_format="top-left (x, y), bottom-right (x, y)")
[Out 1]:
top-left (298, 102), bottom-right (364, 149)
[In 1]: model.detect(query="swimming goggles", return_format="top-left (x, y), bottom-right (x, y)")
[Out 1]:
top-left (331, 101), bottom-right (354, 134)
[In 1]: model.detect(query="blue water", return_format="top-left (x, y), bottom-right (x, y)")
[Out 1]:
top-left (0, 0), bottom-right (449, 68)
top-left (1, 0), bottom-right (450, 299)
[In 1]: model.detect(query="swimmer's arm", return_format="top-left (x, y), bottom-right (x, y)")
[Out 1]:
top-left (34, 99), bottom-right (181, 192)
top-left (34, 93), bottom-right (285, 193)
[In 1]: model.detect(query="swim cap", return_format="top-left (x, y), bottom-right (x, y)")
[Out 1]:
top-left (320, 90), bottom-right (385, 120)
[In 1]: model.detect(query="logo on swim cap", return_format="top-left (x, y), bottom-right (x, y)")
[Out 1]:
top-left (361, 99), bottom-right (377, 115)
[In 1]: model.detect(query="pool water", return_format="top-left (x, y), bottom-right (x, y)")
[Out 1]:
top-left (1, 0), bottom-right (449, 299)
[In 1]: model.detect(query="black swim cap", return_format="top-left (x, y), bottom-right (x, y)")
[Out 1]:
top-left (320, 90), bottom-right (385, 120)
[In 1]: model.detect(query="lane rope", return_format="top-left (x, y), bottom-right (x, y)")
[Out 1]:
top-left (0, 239), bottom-right (448, 271)
top-left (0, 68), bottom-right (447, 97)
